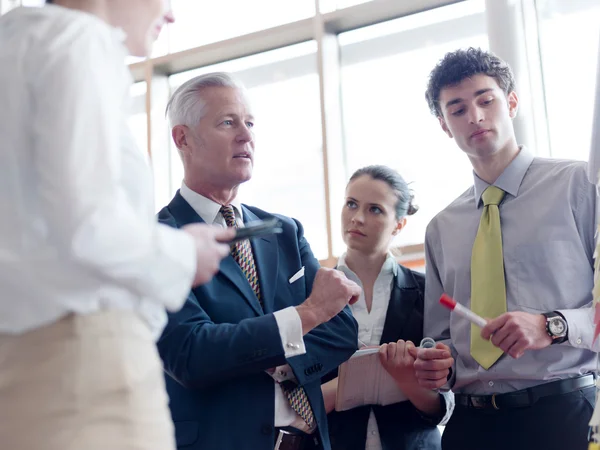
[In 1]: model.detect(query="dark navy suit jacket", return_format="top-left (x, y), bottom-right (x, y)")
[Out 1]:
top-left (322, 265), bottom-right (444, 450)
top-left (157, 192), bottom-right (358, 450)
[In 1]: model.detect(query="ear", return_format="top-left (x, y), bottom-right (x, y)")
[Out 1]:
top-left (172, 125), bottom-right (191, 154)
top-left (392, 217), bottom-right (407, 236)
top-left (438, 116), bottom-right (453, 138)
top-left (507, 91), bottom-right (519, 119)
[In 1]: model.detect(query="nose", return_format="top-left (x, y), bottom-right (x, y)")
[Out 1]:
top-left (164, 10), bottom-right (175, 24)
top-left (236, 124), bottom-right (254, 144)
top-left (467, 106), bottom-right (484, 125)
top-left (351, 210), bottom-right (364, 225)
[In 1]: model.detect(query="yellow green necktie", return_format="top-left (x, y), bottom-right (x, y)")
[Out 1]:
top-left (470, 185), bottom-right (506, 369)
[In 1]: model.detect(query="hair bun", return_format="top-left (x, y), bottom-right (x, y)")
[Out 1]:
top-left (407, 195), bottom-right (419, 216)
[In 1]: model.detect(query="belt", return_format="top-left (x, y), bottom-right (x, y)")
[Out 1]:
top-left (274, 428), bottom-right (320, 450)
top-left (455, 374), bottom-right (595, 410)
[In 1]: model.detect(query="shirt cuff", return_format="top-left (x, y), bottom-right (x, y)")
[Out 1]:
top-left (414, 391), bottom-right (454, 426)
top-left (270, 364), bottom-right (297, 383)
top-left (558, 307), bottom-right (595, 350)
top-left (438, 391), bottom-right (455, 425)
top-left (273, 306), bottom-right (306, 358)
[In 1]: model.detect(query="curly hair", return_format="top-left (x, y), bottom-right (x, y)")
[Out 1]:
top-left (425, 47), bottom-right (515, 117)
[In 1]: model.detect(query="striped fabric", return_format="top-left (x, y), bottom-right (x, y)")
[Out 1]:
top-left (220, 205), bottom-right (315, 430)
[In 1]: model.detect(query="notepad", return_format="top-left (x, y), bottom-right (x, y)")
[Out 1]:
top-left (335, 347), bottom-right (408, 412)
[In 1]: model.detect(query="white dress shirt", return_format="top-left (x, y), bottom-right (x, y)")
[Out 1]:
top-left (338, 252), bottom-right (397, 450)
top-left (0, 6), bottom-right (196, 338)
top-left (338, 252), bottom-right (453, 449)
top-left (179, 183), bottom-right (309, 431)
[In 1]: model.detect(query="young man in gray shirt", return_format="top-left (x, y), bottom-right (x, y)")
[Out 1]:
top-left (413, 48), bottom-right (597, 450)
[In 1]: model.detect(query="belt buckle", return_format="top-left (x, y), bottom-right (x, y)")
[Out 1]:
top-left (491, 393), bottom-right (500, 410)
top-left (274, 430), bottom-right (290, 450)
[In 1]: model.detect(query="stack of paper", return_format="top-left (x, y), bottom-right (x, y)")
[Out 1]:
top-left (335, 347), bottom-right (408, 412)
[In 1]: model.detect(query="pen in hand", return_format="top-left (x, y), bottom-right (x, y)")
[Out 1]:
top-left (439, 293), bottom-right (487, 328)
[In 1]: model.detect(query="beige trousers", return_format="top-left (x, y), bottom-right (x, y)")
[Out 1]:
top-left (0, 310), bottom-right (176, 450)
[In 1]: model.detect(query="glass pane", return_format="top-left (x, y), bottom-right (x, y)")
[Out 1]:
top-left (1, 0), bottom-right (21, 14)
top-left (334, 0), bottom-right (371, 9)
top-left (337, 0), bottom-right (486, 255)
top-left (21, 0), bottom-right (44, 6)
top-left (537, 0), bottom-right (600, 161)
top-left (168, 0), bottom-right (314, 53)
top-left (168, 43), bottom-right (329, 259)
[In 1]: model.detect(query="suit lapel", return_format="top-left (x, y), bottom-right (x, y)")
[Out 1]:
top-left (167, 191), bottom-right (206, 227)
top-left (167, 192), bottom-right (263, 316)
top-left (379, 266), bottom-right (419, 345)
top-left (243, 206), bottom-right (279, 314)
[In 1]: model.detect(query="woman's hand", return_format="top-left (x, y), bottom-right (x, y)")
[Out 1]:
top-left (378, 339), bottom-right (419, 390)
top-left (380, 339), bottom-right (444, 417)
top-left (321, 377), bottom-right (339, 414)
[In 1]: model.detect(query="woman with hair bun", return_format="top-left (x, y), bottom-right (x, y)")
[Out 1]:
top-left (321, 165), bottom-right (453, 450)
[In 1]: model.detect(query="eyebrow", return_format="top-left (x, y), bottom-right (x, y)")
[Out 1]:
top-left (444, 88), bottom-right (495, 108)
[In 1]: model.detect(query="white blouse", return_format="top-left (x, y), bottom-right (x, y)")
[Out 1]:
top-left (337, 252), bottom-right (397, 450)
top-left (0, 6), bottom-right (195, 337)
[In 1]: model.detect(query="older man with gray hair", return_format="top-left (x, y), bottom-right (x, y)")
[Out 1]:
top-left (156, 72), bottom-right (361, 450)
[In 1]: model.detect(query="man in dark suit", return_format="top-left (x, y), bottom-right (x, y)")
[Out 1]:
top-left (157, 72), bottom-right (361, 450)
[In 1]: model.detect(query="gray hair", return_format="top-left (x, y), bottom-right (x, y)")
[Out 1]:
top-left (166, 72), bottom-right (243, 128)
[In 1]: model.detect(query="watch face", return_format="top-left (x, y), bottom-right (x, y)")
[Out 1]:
top-left (549, 318), bottom-right (566, 335)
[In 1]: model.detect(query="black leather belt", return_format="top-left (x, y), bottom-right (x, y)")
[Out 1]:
top-left (455, 375), bottom-right (595, 410)
top-left (274, 428), bottom-right (320, 450)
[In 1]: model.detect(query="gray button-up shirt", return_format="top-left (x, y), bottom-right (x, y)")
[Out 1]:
top-left (424, 147), bottom-right (597, 395)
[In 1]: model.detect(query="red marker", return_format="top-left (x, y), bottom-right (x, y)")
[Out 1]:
top-left (439, 294), bottom-right (487, 328)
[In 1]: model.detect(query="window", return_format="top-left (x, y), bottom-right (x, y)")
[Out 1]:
top-left (167, 0), bottom-right (314, 53)
top-left (167, 43), bottom-right (330, 259)
top-left (336, 0), bottom-right (487, 255)
top-left (330, 0), bottom-right (372, 10)
top-left (20, 0), bottom-right (43, 6)
top-left (536, 0), bottom-right (600, 161)
top-left (1, 0), bottom-right (20, 14)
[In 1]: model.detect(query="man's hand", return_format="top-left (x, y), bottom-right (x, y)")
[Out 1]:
top-left (412, 343), bottom-right (454, 390)
top-left (481, 312), bottom-right (552, 359)
top-left (181, 224), bottom-right (234, 287)
top-left (379, 340), bottom-right (418, 389)
top-left (296, 268), bottom-right (361, 335)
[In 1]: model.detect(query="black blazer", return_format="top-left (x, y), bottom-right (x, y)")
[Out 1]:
top-left (322, 264), bottom-right (444, 450)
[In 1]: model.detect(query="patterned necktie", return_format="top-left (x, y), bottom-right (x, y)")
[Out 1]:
top-left (219, 205), bottom-right (315, 430)
top-left (280, 381), bottom-right (316, 431)
top-left (470, 186), bottom-right (507, 369)
top-left (220, 205), bottom-right (262, 306)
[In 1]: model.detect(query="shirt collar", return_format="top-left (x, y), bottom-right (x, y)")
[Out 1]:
top-left (180, 182), bottom-right (244, 225)
top-left (472, 146), bottom-right (534, 208)
top-left (337, 251), bottom-right (398, 279)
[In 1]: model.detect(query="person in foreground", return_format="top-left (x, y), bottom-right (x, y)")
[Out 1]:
top-left (0, 1), bottom-right (233, 450)
top-left (414, 47), bottom-right (597, 450)
top-left (156, 71), bottom-right (361, 450)
top-left (321, 165), bottom-right (453, 450)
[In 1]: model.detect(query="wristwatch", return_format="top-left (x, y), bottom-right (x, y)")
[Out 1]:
top-left (542, 311), bottom-right (568, 345)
